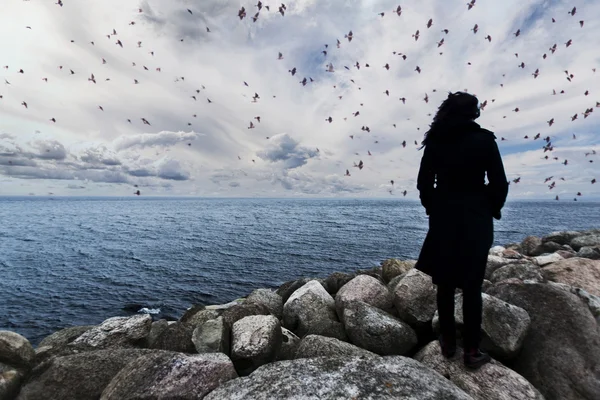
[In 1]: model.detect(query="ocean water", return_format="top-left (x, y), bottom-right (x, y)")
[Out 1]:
top-left (1, 196), bottom-right (599, 346)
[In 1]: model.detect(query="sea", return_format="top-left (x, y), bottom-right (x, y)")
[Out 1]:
top-left (1, 196), bottom-right (599, 346)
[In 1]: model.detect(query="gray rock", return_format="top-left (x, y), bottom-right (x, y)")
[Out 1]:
top-left (274, 327), bottom-right (300, 361)
top-left (205, 298), bottom-right (245, 311)
top-left (432, 293), bottom-right (531, 360)
top-left (542, 231), bottom-right (584, 246)
top-left (393, 269), bottom-right (438, 330)
top-left (204, 355), bottom-right (472, 400)
top-left (415, 341), bottom-right (544, 400)
top-left (546, 281), bottom-right (600, 325)
top-left (556, 249), bottom-right (577, 259)
top-left (343, 301), bottom-right (417, 356)
top-left (179, 304), bottom-right (206, 323)
top-left (245, 289), bottom-right (283, 320)
top-left (489, 246), bottom-right (506, 257)
top-left (17, 349), bottom-right (156, 400)
top-left (481, 279), bottom-right (493, 293)
top-left (100, 352), bottom-right (238, 400)
top-left (335, 274), bottom-right (394, 319)
top-left (504, 242), bottom-right (522, 253)
top-left (538, 240), bottom-right (562, 254)
top-left (276, 278), bottom-right (326, 304)
top-left (38, 326), bottom-right (95, 349)
top-left (0, 331), bottom-right (36, 369)
top-left (577, 246), bottom-right (600, 260)
top-left (221, 302), bottom-right (271, 330)
top-left (294, 334), bottom-right (378, 359)
top-left (145, 319), bottom-right (169, 348)
top-left (484, 256), bottom-right (525, 280)
top-left (531, 252), bottom-right (563, 266)
top-left (487, 281), bottom-right (600, 400)
top-left (387, 273), bottom-right (406, 293)
top-left (520, 235), bottom-right (542, 256)
top-left (1, 362), bottom-right (23, 400)
top-left (148, 322), bottom-right (195, 353)
top-left (570, 234), bottom-right (600, 251)
top-left (489, 262), bottom-right (543, 284)
top-left (540, 257), bottom-right (600, 296)
top-left (381, 259), bottom-right (415, 283)
top-left (69, 314), bottom-right (152, 350)
top-left (182, 309), bottom-right (220, 328)
top-left (192, 316), bottom-right (230, 354)
top-left (323, 272), bottom-right (355, 296)
top-left (231, 315), bottom-right (282, 375)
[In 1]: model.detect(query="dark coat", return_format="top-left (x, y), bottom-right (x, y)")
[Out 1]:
top-left (415, 120), bottom-right (509, 290)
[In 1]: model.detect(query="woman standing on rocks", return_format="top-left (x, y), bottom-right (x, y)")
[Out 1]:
top-left (415, 91), bottom-right (509, 369)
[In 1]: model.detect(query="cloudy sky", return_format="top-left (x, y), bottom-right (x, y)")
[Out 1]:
top-left (0, 0), bottom-right (598, 199)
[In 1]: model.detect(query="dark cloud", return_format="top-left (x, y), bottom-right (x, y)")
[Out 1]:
top-left (113, 131), bottom-right (203, 151)
top-left (256, 133), bottom-right (319, 169)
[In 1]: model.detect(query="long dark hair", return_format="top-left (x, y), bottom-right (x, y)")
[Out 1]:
top-left (418, 91), bottom-right (480, 150)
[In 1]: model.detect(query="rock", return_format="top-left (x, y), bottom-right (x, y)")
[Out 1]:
top-left (221, 302), bottom-right (271, 331)
top-left (17, 348), bottom-right (156, 400)
top-left (204, 355), bottom-right (472, 400)
top-left (0, 331), bottom-right (36, 369)
top-left (489, 246), bottom-right (505, 257)
top-left (504, 242), bottom-right (522, 253)
top-left (432, 293), bottom-right (531, 360)
top-left (245, 289), bottom-right (283, 320)
top-left (547, 281), bottom-right (600, 325)
top-left (100, 352), bottom-right (238, 400)
top-left (148, 322), bottom-right (195, 353)
top-left (192, 316), bottom-right (230, 354)
top-left (540, 257), bottom-right (600, 296)
top-left (70, 314), bottom-right (152, 350)
top-left (205, 298), bottom-right (245, 311)
top-left (381, 259), bottom-right (415, 283)
top-left (145, 319), bottom-right (169, 348)
top-left (577, 246), bottom-right (600, 260)
top-left (323, 272), bottom-right (355, 296)
top-left (342, 301), bottom-right (417, 356)
top-left (1, 362), bottom-right (23, 400)
top-left (501, 249), bottom-right (524, 259)
top-left (520, 235), bottom-right (542, 256)
top-left (182, 309), bottom-right (220, 329)
top-left (393, 269), bottom-right (437, 330)
top-left (335, 275), bottom-right (394, 319)
top-left (414, 341), bottom-right (544, 400)
top-left (531, 252), bottom-right (563, 266)
top-left (556, 249), bottom-right (577, 259)
top-left (387, 273), bottom-right (406, 293)
top-left (481, 279), bottom-right (493, 292)
top-left (489, 262), bottom-right (543, 284)
top-left (570, 234), bottom-right (600, 251)
top-left (282, 280), bottom-right (340, 339)
top-left (276, 278), bottom-right (326, 304)
top-left (179, 304), bottom-right (206, 323)
top-left (542, 231), bottom-right (584, 246)
top-left (484, 256), bottom-right (525, 280)
top-left (294, 334), bottom-right (378, 359)
top-left (231, 315), bottom-right (282, 375)
top-left (38, 326), bottom-right (95, 349)
top-left (487, 281), bottom-right (600, 400)
top-left (274, 327), bottom-right (300, 361)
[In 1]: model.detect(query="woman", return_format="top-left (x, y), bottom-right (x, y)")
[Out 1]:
top-left (415, 91), bottom-right (509, 369)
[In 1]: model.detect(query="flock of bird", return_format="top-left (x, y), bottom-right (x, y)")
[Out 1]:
top-left (1, 1), bottom-right (598, 200)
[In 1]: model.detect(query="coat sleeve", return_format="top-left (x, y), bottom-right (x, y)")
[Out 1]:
top-left (485, 136), bottom-right (509, 219)
top-left (417, 145), bottom-right (435, 215)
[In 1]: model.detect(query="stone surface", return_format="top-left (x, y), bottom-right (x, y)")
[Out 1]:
top-left (577, 246), bottom-right (600, 260)
top-left (393, 269), bottom-right (437, 330)
top-left (1, 362), bottom-right (23, 400)
top-left (38, 326), bottom-right (95, 349)
top-left (484, 256), bottom-right (525, 280)
top-left (542, 231), bottom-right (584, 246)
top-left (192, 316), bottom-right (230, 354)
top-left (531, 252), bottom-right (563, 266)
top-left (245, 289), bottom-right (284, 320)
top-left (540, 257), bottom-right (600, 296)
top-left (381, 259), bottom-right (415, 283)
top-left (17, 349), bottom-right (156, 400)
top-left (323, 272), bottom-right (355, 296)
top-left (148, 321), bottom-right (195, 353)
top-left (181, 309), bottom-right (220, 328)
top-left (276, 278), bottom-right (326, 304)
top-left (100, 352), bottom-right (238, 400)
top-left (145, 319), bottom-right (169, 348)
top-left (415, 341), bottom-right (544, 400)
top-left (205, 298), bottom-right (245, 311)
top-left (204, 355), bottom-right (472, 400)
top-left (0, 331), bottom-right (36, 369)
top-left (294, 334), bottom-right (378, 359)
top-left (487, 281), bottom-right (600, 400)
top-left (432, 293), bottom-right (531, 360)
top-left (520, 235), bottom-right (542, 256)
top-left (342, 301), bottom-right (417, 356)
top-left (179, 304), bottom-right (206, 323)
top-left (570, 234), bottom-right (600, 251)
top-left (489, 246), bottom-right (506, 257)
top-left (547, 281), bottom-right (600, 325)
top-left (69, 314), bottom-right (152, 350)
top-left (221, 302), bottom-right (271, 330)
top-left (231, 315), bottom-right (282, 374)
top-left (335, 274), bottom-right (394, 319)
top-left (489, 262), bottom-right (543, 284)
top-left (274, 327), bottom-right (300, 361)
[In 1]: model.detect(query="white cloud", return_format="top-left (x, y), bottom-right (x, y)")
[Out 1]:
top-left (0, 0), bottom-right (598, 198)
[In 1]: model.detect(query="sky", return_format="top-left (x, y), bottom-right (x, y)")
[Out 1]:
top-left (0, 0), bottom-right (598, 200)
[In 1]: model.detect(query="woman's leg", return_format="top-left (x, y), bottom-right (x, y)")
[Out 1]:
top-left (436, 284), bottom-right (456, 340)
top-left (462, 282), bottom-right (483, 350)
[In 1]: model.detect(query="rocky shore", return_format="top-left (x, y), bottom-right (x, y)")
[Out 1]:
top-left (1, 229), bottom-right (600, 399)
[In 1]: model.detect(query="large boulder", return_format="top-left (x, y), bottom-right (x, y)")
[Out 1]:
top-left (69, 314), bottom-right (152, 350)
top-left (148, 322), bottom-right (195, 353)
top-left (487, 281), bottom-right (600, 400)
top-left (1, 362), bottom-right (23, 400)
top-left (145, 319), bottom-right (170, 348)
top-left (221, 302), bottom-right (271, 330)
top-left (38, 326), bottom-right (95, 349)
top-left (205, 298), bottom-right (245, 311)
top-left (0, 331), bottom-right (36, 369)
top-left (381, 259), bottom-right (415, 283)
top-left (542, 231), bottom-right (584, 246)
top-left (432, 293), bottom-right (530, 360)
top-left (540, 257), bottom-right (600, 296)
top-left (17, 348), bottom-right (156, 400)
top-left (335, 274), bottom-right (394, 319)
top-left (393, 269), bottom-right (437, 330)
top-left (274, 327), bottom-right (300, 361)
top-left (100, 352), bottom-right (238, 399)
top-left (192, 316), bottom-right (230, 354)
top-left (570, 234), bottom-right (600, 251)
top-left (245, 289), bottom-right (283, 320)
top-left (181, 309), bottom-right (220, 328)
top-left (231, 315), bottom-right (282, 375)
top-left (276, 278), bottom-right (326, 304)
top-left (489, 262), bottom-right (543, 284)
top-left (204, 355), bottom-right (472, 399)
top-left (520, 235), bottom-right (542, 256)
top-left (342, 301), bottom-right (417, 356)
top-left (546, 281), bottom-right (600, 324)
top-left (531, 252), bottom-right (563, 266)
top-left (294, 334), bottom-right (378, 359)
top-left (577, 246), bottom-right (600, 260)
top-left (323, 272), bottom-right (355, 296)
top-left (414, 341), bottom-right (544, 400)
top-left (484, 256), bottom-right (526, 280)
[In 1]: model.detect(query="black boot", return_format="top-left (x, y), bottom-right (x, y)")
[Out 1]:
top-left (438, 334), bottom-right (456, 358)
top-left (463, 347), bottom-right (491, 369)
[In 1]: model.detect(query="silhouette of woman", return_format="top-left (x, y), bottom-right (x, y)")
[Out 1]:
top-left (415, 91), bottom-right (509, 369)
